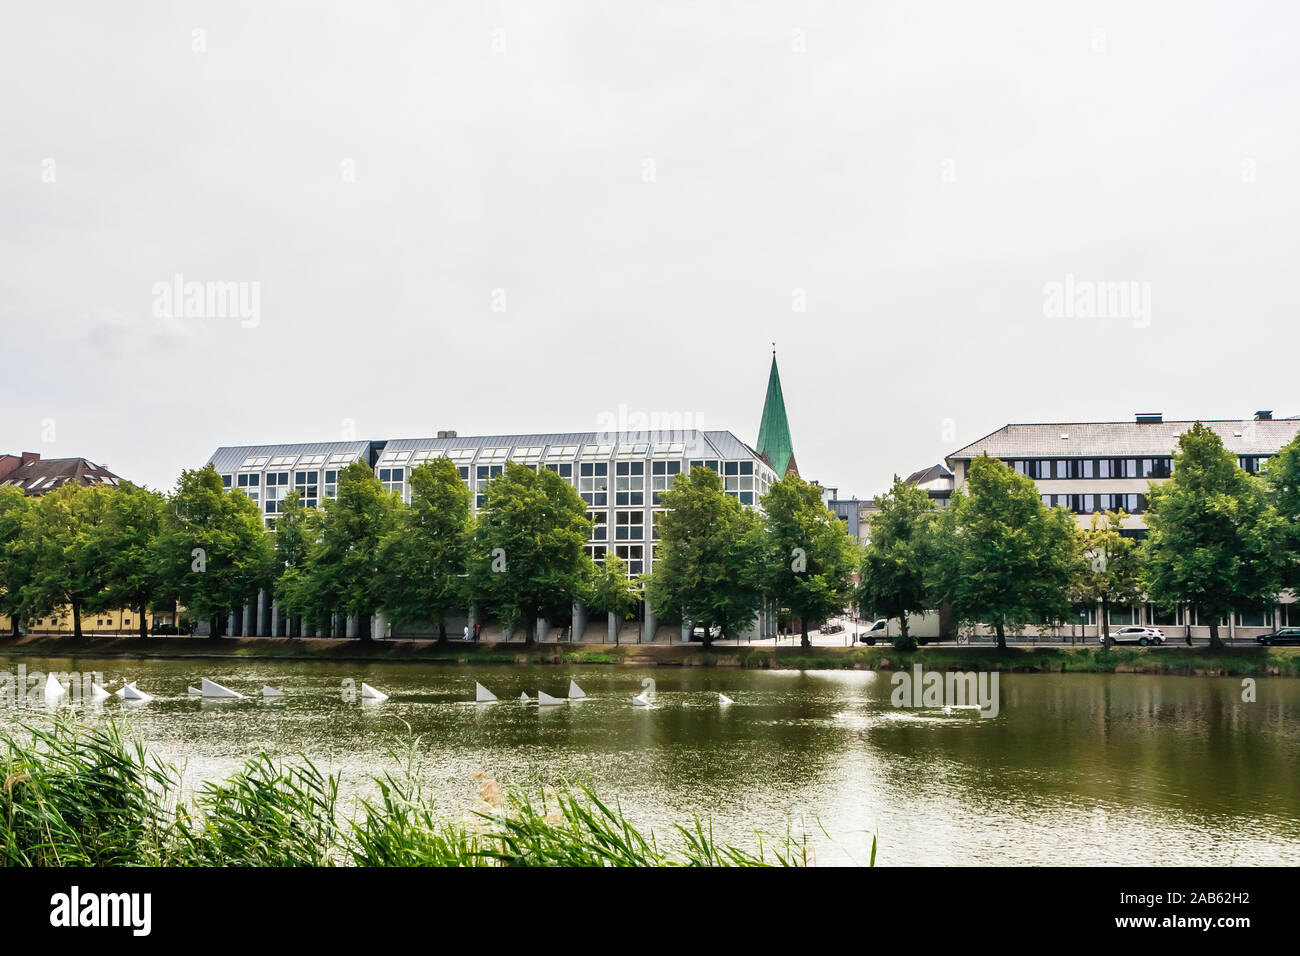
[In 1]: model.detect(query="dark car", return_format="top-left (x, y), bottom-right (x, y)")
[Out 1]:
top-left (1257, 627), bottom-right (1300, 646)
top-left (820, 622), bottom-right (844, 634)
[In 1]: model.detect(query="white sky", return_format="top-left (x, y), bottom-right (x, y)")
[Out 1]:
top-left (3, 2), bottom-right (1297, 497)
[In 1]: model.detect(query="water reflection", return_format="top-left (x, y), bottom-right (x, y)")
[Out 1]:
top-left (1, 656), bottom-right (1297, 865)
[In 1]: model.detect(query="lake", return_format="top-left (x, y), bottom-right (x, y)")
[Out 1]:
top-left (3, 655), bottom-right (1298, 865)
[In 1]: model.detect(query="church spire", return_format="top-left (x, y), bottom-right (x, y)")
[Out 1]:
top-left (756, 350), bottom-right (798, 477)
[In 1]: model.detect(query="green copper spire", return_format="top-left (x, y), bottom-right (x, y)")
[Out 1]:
top-left (756, 350), bottom-right (798, 476)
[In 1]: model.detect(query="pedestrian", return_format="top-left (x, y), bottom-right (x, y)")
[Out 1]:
top-left (463, 623), bottom-right (470, 642)
top-left (473, 622), bottom-right (481, 642)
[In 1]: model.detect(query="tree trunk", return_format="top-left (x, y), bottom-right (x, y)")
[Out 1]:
top-left (138, 603), bottom-right (148, 640)
top-left (800, 618), bottom-right (810, 649)
top-left (995, 621), bottom-right (1006, 650)
top-left (1208, 622), bottom-right (1224, 649)
top-left (438, 620), bottom-right (447, 645)
top-left (72, 601), bottom-right (83, 639)
top-left (9, 616), bottom-right (19, 638)
top-left (525, 612), bottom-right (535, 647)
top-left (1102, 596), bottom-right (1112, 648)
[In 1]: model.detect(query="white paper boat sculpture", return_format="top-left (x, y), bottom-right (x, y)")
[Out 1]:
top-left (90, 683), bottom-right (111, 703)
top-left (475, 682), bottom-right (497, 703)
top-left (719, 693), bottom-right (734, 705)
top-left (261, 685), bottom-right (285, 697)
top-left (536, 690), bottom-right (564, 706)
top-left (44, 672), bottom-right (66, 701)
top-left (632, 691), bottom-right (652, 707)
top-left (201, 677), bottom-right (244, 699)
top-left (360, 682), bottom-right (388, 702)
top-left (116, 682), bottom-right (153, 702)
top-left (520, 692), bottom-right (531, 702)
top-left (568, 680), bottom-right (586, 700)
top-left (187, 686), bottom-right (203, 696)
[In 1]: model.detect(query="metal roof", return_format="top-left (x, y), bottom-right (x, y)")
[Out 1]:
top-left (206, 430), bottom-right (768, 472)
top-left (947, 419), bottom-right (1300, 460)
top-left (206, 441), bottom-right (373, 474)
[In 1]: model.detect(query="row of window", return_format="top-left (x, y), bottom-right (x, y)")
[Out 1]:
top-left (1072, 603), bottom-right (1300, 628)
top-left (1042, 493), bottom-right (1147, 515)
top-left (1002, 455), bottom-right (1274, 480)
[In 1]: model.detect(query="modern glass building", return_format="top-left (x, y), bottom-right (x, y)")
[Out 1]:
top-left (207, 429), bottom-right (778, 578)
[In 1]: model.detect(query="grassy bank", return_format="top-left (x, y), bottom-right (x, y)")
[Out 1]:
top-left (0, 718), bottom-right (822, 867)
top-left (2, 634), bottom-right (1296, 676)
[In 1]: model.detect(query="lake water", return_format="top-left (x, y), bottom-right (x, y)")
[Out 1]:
top-left (3, 655), bottom-right (1299, 865)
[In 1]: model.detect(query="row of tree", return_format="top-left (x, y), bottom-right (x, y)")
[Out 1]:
top-left (0, 457), bottom-right (858, 647)
top-left (858, 423), bottom-right (1300, 649)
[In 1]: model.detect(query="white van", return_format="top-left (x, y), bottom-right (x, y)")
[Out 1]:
top-left (859, 610), bottom-right (943, 645)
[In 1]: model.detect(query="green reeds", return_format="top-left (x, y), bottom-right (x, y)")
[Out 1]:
top-left (2, 717), bottom-right (844, 867)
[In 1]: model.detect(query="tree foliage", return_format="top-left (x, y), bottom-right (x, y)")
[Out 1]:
top-left (934, 456), bottom-right (1080, 648)
top-left (1143, 422), bottom-right (1283, 648)
top-left (857, 475), bottom-right (937, 649)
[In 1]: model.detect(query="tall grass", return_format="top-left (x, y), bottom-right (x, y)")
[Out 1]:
top-left (1, 718), bottom-right (842, 867)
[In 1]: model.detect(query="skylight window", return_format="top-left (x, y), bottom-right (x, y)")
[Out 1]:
top-left (581, 444), bottom-right (613, 459)
top-left (241, 456), bottom-right (269, 469)
top-left (545, 445), bottom-right (578, 461)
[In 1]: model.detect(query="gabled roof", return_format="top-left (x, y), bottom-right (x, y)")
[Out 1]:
top-left (905, 464), bottom-right (953, 486)
top-left (947, 419), bottom-right (1300, 460)
top-left (756, 355), bottom-right (797, 476)
top-left (0, 457), bottom-right (123, 496)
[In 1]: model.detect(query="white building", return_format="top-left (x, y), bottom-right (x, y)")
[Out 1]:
top-left (945, 410), bottom-right (1300, 638)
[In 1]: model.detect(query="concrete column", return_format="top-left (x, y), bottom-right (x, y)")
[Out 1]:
top-left (242, 601), bottom-right (254, 637)
top-left (537, 617), bottom-right (549, 642)
top-left (271, 601), bottom-right (281, 638)
top-left (608, 611), bottom-right (617, 644)
top-left (227, 612), bottom-right (238, 637)
top-left (573, 602), bottom-right (586, 643)
top-left (644, 598), bottom-right (657, 643)
top-left (257, 591), bottom-right (267, 637)
top-left (373, 611), bottom-right (387, 641)
top-left (681, 623), bottom-right (691, 644)
top-left (346, 614), bottom-right (358, 639)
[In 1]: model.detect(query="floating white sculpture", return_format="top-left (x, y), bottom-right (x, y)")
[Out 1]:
top-left (520, 692), bottom-right (531, 702)
top-left (536, 690), bottom-right (564, 706)
top-left (475, 682), bottom-right (497, 702)
top-left (360, 682), bottom-right (388, 701)
top-left (187, 686), bottom-right (202, 696)
top-left (718, 693), bottom-right (734, 705)
top-left (90, 683), bottom-right (111, 703)
top-left (261, 685), bottom-right (285, 697)
top-left (117, 682), bottom-right (152, 702)
top-left (43, 672), bottom-right (66, 700)
top-left (201, 677), bottom-right (244, 699)
top-left (632, 691), bottom-right (652, 707)
top-left (568, 680), bottom-right (586, 700)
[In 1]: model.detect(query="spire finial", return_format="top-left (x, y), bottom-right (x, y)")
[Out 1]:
top-left (771, 341), bottom-right (776, 356)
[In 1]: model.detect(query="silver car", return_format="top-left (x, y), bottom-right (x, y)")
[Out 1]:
top-left (1100, 626), bottom-right (1165, 646)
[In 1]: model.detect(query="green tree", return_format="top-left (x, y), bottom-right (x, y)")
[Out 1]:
top-left (17, 483), bottom-right (114, 638)
top-left (1263, 432), bottom-right (1300, 595)
top-left (470, 462), bottom-right (592, 646)
top-left (935, 456), bottom-right (1081, 649)
top-left (0, 487), bottom-right (33, 637)
top-left (761, 473), bottom-right (857, 648)
top-left (1074, 510), bottom-right (1144, 647)
top-left (1143, 422), bottom-right (1283, 649)
top-left (287, 461), bottom-right (400, 640)
top-left (158, 466), bottom-right (274, 637)
top-left (91, 482), bottom-right (168, 639)
top-left (647, 467), bottom-right (764, 648)
top-left (377, 459), bottom-right (474, 643)
top-left (585, 553), bottom-right (642, 644)
top-left (270, 489), bottom-right (315, 636)
top-left (857, 475), bottom-right (936, 650)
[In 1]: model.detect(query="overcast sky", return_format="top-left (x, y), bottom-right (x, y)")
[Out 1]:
top-left (3, 2), bottom-right (1298, 497)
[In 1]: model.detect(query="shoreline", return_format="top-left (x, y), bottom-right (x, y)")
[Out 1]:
top-left (1, 634), bottom-right (1297, 676)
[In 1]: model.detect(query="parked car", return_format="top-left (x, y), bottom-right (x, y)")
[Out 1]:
top-left (690, 624), bottom-right (722, 642)
top-left (1100, 626), bottom-right (1165, 646)
top-left (820, 621), bottom-right (844, 634)
top-left (1257, 627), bottom-right (1300, 646)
